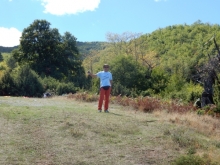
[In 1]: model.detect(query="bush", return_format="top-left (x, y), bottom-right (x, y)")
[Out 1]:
top-left (163, 76), bottom-right (203, 103)
top-left (0, 52), bottom-right (3, 62)
top-left (212, 102), bottom-right (220, 113)
top-left (172, 154), bottom-right (218, 165)
top-left (184, 82), bottom-right (203, 102)
top-left (56, 82), bottom-right (78, 95)
top-left (172, 155), bottom-right (205, 165)
top-left (197, 109), bottom-right (206, 115)
top-left (15, 65), bottom-right (44, 97)
top-left (111, 82), bottom-right (131, 96)
top-left (67, 92), bottom-right (98, 102)
top-left (0, 70), bottom-right (17, 95)
top-left (171, 128), bottom-right (197, 148)
top-left (41, 76), bottom-right (59, 92)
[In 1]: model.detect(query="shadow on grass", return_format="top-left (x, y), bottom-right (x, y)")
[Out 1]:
top-left (145, 120), bottom-right (157, 122)
top-left (108, 112), bottom-right (123, 116)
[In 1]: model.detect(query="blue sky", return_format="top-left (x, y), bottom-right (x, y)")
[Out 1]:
top-left (0, 0), bottom-right (220, 47)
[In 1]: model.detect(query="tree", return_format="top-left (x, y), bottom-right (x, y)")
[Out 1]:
top-left (13, 20), bottom-right (62, 77)
top-left (13, 19), bottom-right (82, 81)
top-left (6, 54), bottom-right (18, 70)
top-left (15, 65), bottom-right (44, 97)
top-left (110, 55), bottom-right (149, 94)
top-left (106, 32), bottom-right (126, 56)
top-left (0, 52), bottom-right (3, 62)
top-left (0, 70), bottom-right (17, 96)
top-left (61, 32), bottom-right (86, 87)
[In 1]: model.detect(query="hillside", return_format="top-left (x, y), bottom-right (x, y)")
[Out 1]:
top-left (1, 22), bottom-right (220, 101)
top-left (76, 41), bottom-right (110, 58)
top-left (0, 46), bottom-right (18, 53)
top-left (0, 42), bottom-right (109, 59)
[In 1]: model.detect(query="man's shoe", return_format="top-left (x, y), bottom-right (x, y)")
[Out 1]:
top-left (104, 110), bottom-right (109, 113)
top-left (98, 110), bottom-right (102, 112)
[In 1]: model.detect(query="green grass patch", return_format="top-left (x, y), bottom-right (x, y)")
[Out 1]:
top-left (0, 96), bottom-right (219, 165)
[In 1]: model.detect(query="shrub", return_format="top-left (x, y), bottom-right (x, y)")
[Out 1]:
top-left (185, 82), bottom-right (203, 102)
top-left (163, 79), bottom-right (203, 103)
top-left (212, 102), bottom-right (220, 113)
top-left (67, 92), bottom-right (98, 102)
top-left (111, 82), bottom-right (131, 96)
top-left (172, 155), bottom-right (205, 165)
top-left (41, 76), bottom-right (59, 92)
top-left (130, 96), bottom-right (161, 112)
top-left (172, 154), bottom-right (218, 165)
top-left (197, 109), bottom-right (206, 115)
top-left (15, 65), bottom-right (44, 97)
top-left (0, 70), bottom-right (17, 95)
top-left (171, 128), bottom-right (197, 148)
top-left (215, 142), bottom-right (220, 148)
top-left (56, 82), bottom-right (78, 95)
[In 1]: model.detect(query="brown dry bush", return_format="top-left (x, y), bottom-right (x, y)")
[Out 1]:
top-left (161, 101), bottom-right (196, 113)
top-left (129, 96), bottom-right (161, 112)
top-left (67, 92), bottom-right (99, 102)
top-left (112, 95), bottom-right (196, 113)
top-left (68, 92), bottom-right (218, 117)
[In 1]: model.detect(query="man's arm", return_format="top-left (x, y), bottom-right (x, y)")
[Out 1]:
top-left (88, 71), bottom-right (97, 78)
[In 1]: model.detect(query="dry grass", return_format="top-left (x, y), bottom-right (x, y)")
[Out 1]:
top-left (0, 96), bottom-right (220, 165)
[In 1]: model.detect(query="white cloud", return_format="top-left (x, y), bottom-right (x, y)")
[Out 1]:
top-left (0, 27), bottom-right (21, 47)
top-left (41, 0), bottom-right (100, 15)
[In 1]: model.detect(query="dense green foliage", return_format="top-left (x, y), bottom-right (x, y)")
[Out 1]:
top-left (1, 20), bottom-right (220, 101)
top-left (12, 20), bottom-right (85, 83)
top-left (0, 52), bottom-right (3, 62)
top-left (0, 66), bottom-right (44, 97)
top-left (76, 41), bottom-right (109, 59)
top-left (84, 21), bottom-right (220, 103)
top-left (109, 55), bottom-right (150, 96)
top-left (0, 67), bottom-right (79, 97)
top-left (172, 154), bottom-right (218, 165)
top-left (0, 19), bottom-right (86, 96)
top-left (15, 65), bottom-right (44, 97)
top-left (0, 70), bottom-right (17, 95)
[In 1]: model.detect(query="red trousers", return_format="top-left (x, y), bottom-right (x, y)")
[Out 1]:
top-left (98, 87), bottom-right (111, 110)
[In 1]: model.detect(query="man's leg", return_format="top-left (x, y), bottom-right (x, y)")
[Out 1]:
top-left (104, 88), bottom-right (111, 111)
top-left (98, 88), bottom-right (105, 110)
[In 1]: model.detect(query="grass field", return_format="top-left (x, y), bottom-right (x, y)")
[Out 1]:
top-left (0, 96), bottom-right (220, 165)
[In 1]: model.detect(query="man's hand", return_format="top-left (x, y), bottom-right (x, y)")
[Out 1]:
top-left (87, 71), bottom-right (97, 78)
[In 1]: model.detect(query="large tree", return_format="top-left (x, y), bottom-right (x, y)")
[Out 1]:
top-left (0, 52), bottom-right (3, 62)
top-left (13, 19), bottom-right (82, 81)
top-left (110, 55), bottom-right (149, 92)
top-left (61, 32), bottom-right (86, 87)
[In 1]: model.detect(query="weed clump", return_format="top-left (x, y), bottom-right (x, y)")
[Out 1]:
top-left (172, 154), bottom-right (218, 165)
top-left (67, 92), bottom-right (98, 102)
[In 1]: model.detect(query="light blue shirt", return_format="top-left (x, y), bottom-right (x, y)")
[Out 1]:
top-left (96, 71), bottom-right (112, 87)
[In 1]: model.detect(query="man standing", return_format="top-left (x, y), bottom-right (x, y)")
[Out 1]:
top-left (88, 64), bottom-right (113, 113)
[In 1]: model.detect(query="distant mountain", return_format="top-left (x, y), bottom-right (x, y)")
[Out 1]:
top-left (76, 41), bottom-right (109, 58)
top-left (0, 41), bottom-right (109, 58)
top-left (0, 46), bottom-right (18, 53)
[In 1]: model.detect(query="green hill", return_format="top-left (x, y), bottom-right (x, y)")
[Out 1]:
top-left (0, 46), bottom-right (18, 53)
top-left (76, 41), bottom-right (110, 58)
top-left (1, 21), bottom-right (220, 101)
top-left (0, 42), bottom-right (109, 59)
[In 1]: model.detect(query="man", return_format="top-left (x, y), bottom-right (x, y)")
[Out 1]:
top-left (88, 64), bottom-right (113, 113)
